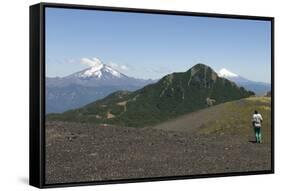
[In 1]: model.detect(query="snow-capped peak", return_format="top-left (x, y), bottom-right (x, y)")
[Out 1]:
top-left (83, 63), bottom-right (104, 78)
top-left (218, 68), bottom-right (238, 78)
top-left (103, 65), bottom-right (121, 77)
top-left (78, 64), bottom-right (122, 79)
top-left (66, 57), bottom-right (127, 80)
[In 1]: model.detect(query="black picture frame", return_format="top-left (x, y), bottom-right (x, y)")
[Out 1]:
top-left (30, 2), bottom-right (275, 188)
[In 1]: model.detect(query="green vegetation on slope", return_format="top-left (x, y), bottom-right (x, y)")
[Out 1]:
top-left (153, 96), bottom-right (271, 143)
top-left (199, 97), bottom-right (271, 143)
top-left (47, 63), bottom-right (255, 127)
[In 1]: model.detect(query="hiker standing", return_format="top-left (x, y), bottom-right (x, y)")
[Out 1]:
top-left (252, 110), bottom-right (263, 143)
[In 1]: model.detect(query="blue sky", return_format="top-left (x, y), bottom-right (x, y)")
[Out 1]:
top-left (46, 7), bottom-right (271, 83)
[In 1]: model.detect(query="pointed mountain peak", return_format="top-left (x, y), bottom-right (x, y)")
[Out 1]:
top-left (188, 63), bottom-right (217, 75)
top-left (218, 68), bottom-right (238, 78)
top-left (71, 58), bottom-right (124, 79)
top-left (80, 64), bottom-right (123, 78)
top-left (187, 63), bottom-right (217, 77)
top-left (83, 64), bottom-right (104, 78)
top-left (192, 63), bottom-right (211, 70)
top-left (102, 64), bottom-right (122, 78)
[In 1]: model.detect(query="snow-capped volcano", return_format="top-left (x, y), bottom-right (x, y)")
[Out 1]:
top-left (217, 68), bottom-right (250, 83)
top-left (47, 59), bottom-right (154, 88)
top-left (50, 62), bottom-right (151, 88)
top-left (217, 68), bottom-right (270, 95)
top-left (217, 68), bottom-right (238, 78)
top-left (70, 63), bottom-right (126, 79)
top-left (46, 59), bottom-right (155, 113)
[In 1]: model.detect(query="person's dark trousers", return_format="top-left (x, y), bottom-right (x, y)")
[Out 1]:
top-left (254, 126), bottom-right (262, 143)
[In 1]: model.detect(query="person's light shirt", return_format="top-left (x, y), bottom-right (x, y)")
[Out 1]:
top-left (252, 113), bottom-right (263, 127)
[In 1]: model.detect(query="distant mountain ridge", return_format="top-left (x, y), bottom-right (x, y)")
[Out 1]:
top-left (46, 63), bottom-right (154, 113)
top-left (47, 63), bottom-right (154, 88)
top-left (47, 63), bottom-right (254, 127)
top-left (217, 68), bottom-right (270, 95)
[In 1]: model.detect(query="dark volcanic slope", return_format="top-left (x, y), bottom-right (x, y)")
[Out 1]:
top-left (45, 121), bottom-right (271, 184)
top-left (47, 64), bottom-right (254, 127)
